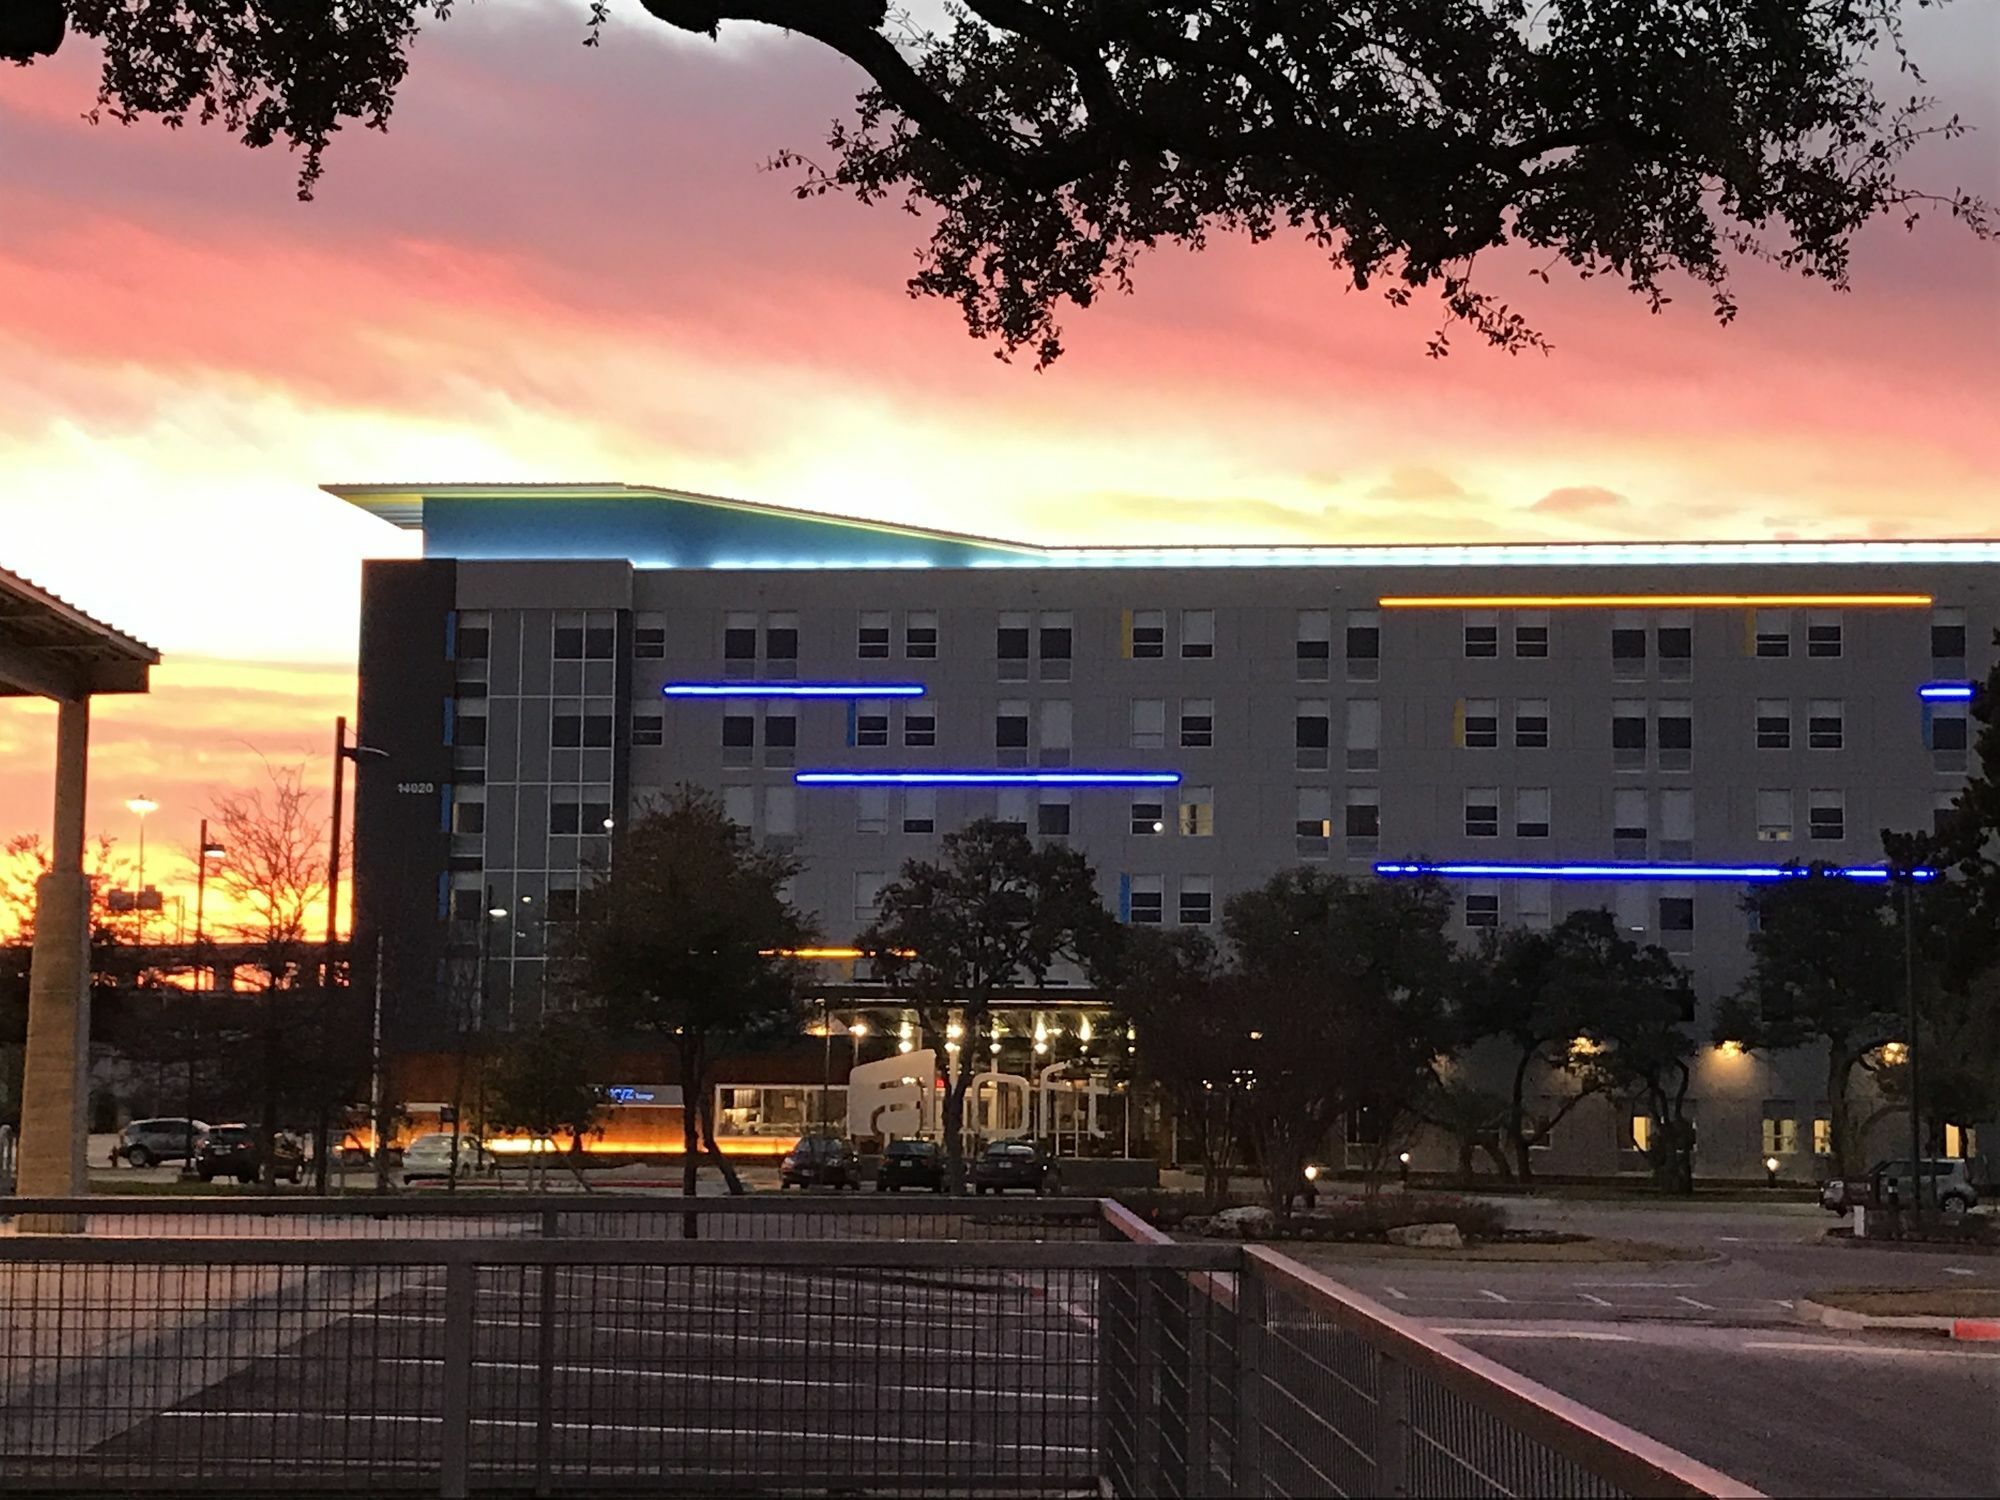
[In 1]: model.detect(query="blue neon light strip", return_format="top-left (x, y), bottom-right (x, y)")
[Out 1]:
top-left (1375, 861), bottom-right (1936, 883)
top-left (797, 770), bottom-right (1182, 786)
top-left (664, 682), bottom-right (926, 698)
top-left (1919, 682), bottom-right (1976, 701)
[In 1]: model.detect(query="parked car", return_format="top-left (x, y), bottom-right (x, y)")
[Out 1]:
top-left (400, 1132), bottom-right (490, 1186)
top-left (780, 1136), bottom-right (862, 1190)
top-left (193, 1124), bottom-right (305, 1185)
top-left (970, 1139), bottom-right (1060, 1196)
top-left (115, 1117), bottom-right (208, 1168)
top-left (876, 1138), bottom-right (946, 1193)
top-left (1820, 1157), bottom-right (1978, 1218)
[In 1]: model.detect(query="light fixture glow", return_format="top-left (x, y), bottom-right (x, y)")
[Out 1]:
top-left (797, 769), bottom-right (1181, 786)
top-left (1375, 861), bottom-right (1934, 883)
top-left (1919, 682), bottom-right (1976, 701)
top-left (664, 682), bottom-right (926, 697)
top-left (1377, 593), bottom-right (1932, 609)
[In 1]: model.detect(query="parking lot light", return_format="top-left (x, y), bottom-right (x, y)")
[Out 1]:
top-left (1765, 1156), bottom-right (1781, 1185)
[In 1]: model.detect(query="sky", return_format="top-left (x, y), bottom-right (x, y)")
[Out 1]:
top-left (0, 0), bottom-right (1995, 931)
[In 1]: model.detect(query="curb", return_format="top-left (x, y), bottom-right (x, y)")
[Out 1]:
top-left (1797, 1299), bottom-right (2000, 1342)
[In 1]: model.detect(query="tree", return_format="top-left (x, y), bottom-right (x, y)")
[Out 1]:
top-left (1111, 926), bottom-right (1240, 1200)
top-left (482, 1011), bottom-right (609, 1191)
top-left (862, 818), bottom-right (1118, 1192)
top-left (1714, 868), bottom-right (1907, 1176)
top-left (1411, 1076), bottom-right (1514, 1187)
top-left (1215, 869), bottom-right (1458, 1214)
top-left (567, 787), bottom-right (813, 1199)
top-left (1461, 908), bottom-right (1682, 1182)
top-left (11, 3), bottom-right (1986, 365)
top-left (1589, 952), bottom-right (1701, 1195)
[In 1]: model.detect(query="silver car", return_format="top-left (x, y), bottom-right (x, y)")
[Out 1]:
top-left (1821, 1157), bottom-right (1979, 1219)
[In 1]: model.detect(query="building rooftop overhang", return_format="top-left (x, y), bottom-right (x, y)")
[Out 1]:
top-left (326, 481), bottom-right (2000, 572)
top-left (0, 564), bottom-right (159, 700)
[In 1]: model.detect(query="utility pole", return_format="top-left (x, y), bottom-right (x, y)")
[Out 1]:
top-left (371, 934), bottom-right (389, 1195)
top-left (181, 821), bottom-right (224, 1179)
top-left (1902, 875), bottom-right (1925, 1227)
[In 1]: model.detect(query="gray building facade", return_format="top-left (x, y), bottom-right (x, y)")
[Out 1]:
top-left (340, 483), bottom-right (1999, 1178)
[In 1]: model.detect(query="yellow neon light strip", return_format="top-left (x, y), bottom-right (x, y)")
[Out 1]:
top-left (1378, 594), bottom-right (1933, 609)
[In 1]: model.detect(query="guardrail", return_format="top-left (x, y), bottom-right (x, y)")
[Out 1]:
top-left (0, 1196), bottom-right (1758, 1498)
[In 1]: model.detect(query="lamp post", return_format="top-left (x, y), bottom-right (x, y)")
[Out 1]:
top-left (1898, 871), bottom-right (1926, 1227)
top-left (180, 826), bottom-right (225, 1179)
top-left (125, 795), bottom-right (157, 943)
top-left (325, 714), bottom-right (387, 984)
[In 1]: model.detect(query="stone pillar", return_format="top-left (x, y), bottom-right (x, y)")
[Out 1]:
top-left (16, 698), bottom-right (92, 1229)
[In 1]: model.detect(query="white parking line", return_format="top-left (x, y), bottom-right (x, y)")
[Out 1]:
top-left (1675, 1295), bottom-right (1716, 1311)
top-left (370, 1312), bottom-right (1070, 1357)
top-left (1578, 1293), bottom-right (1613, 1309)
top-left (1479, 1289), bottom-right (1509, 1303)
top-left (373, 1356), bottom-right (1092, 1402)
top-left (1431, 1328), bottom-right (1633, 1343)
top-left (1945, 1267), bottom-right (1977, 1277)
top-left (1575, 1281), bottom-right (1694, 1289)
top-left (1743, 1342), bottom-right (2000, 1361)
top-left (1381, 1286), bottom-right (1409, 1301)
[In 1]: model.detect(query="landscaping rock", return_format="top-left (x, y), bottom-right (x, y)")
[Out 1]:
top-left (1386, 1221), bottom-right (1464, 1250)
top-left (1212, 1205), bottom-right (1278, 1238)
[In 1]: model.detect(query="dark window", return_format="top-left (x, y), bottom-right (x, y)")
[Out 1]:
top-left (906, 622), bottom-right (938, 659)
top-left (1614, 813), bottom-right (1647, 842)
top-left (582, 802), bottom-right (612, 832)
top-left (1295, 715), bottom-right (1330, 749)
top-left (1934, 801), bottom-right (1960, 836)
top-left (1611, 628), bottom-right (1647, 661)
top-left (632, 714), bottom-right (663, 747)
top-left (1757, 713), bottom-right (1791, 750)
top-left (1296, 639), bottom-right (1330, 664)
top-left (1463, 708), bottom-right (1498, 749)
top-left (1346, 626), bottom-right (1380, 661)
top-left (1658, 715), bottom-right (1693, 751)
top-left (1132, 619), bottom-right (1165, 658)
top-left (1756, 630), bottom-right (1790, 658)
top-left (1039, 627), bottom-right (1072, 660)
top-left (1345, 802), bottom-right (1380, 839)
top-left (903, 713), bottom-right (936, 748)
top-left (1037, 803), bottom-right (1071, 836)
top-left (552, 715), bottom-right (582, 748)
top-left (856, 713), bottom-right (889, 748)
top-left (451, 888), bottom-right (485, 921)
top-left (1611, 715), bottom-right (1648, 750)
top-left (550, 803), bottom-right (581, 834)
top-left (1465, 894), bottom-right (1500, 929)
top-left (995, 713), bottom-right (1029, 749)
top-left (1465, 801), bottom-right (1499, 838)
top-left (584, 627), bottom-right (616, 659)
top-left (903, 808), bottom-right (935, 835)
top-left (454, 802), bottom-right (486, 835)
top-left (1464, 625), bottom-right (1498, 658)
top-left (1131, 802), bottom-right (1164, 835)
top-left (553, 627), bottom-right (584, 660)
top-left (583, 715), bottom-right (613, 748)
top-left (1129, 889), bottom-right (1163, 924)
top-left (1517, 814), bottom-right (1550, 839)
top-left (723, 627), bottom-right (757, 660)
top-left (1932, 623), bottom-right (1967, 658)
top-left (456, 713), bottom-right (488, 748)
top-left (765, 626), bottom-right (797, 661)
top-left (764, 714), bottom-right (797, 749)
top-left (1657, 627), bottom-right (1692, 661)
top-left (721, 715), bottom-right (755, 749)
top-left (1178, 889), bottom-right (1213, 926)
top-left (633, 627), bottom-right (665, 660)
top-left (1180, 708), bottom-right (1213, 748)
top-left (997, 626), bottom-right (1030, 660)
top-left (1808, 712), bottom-right (1843, 750)
top-left (456, 626), bottom-right (490, 661)
top-left (1660, 897), bottom-right (1696, 933)
top-left (1807, 623), bottom-right (1842, 658)
top-left (1514, 624), bottom-right (1549, 658)
top-left (1809, 804), bottom-right (1845, 841)
top-left (1516, 712), bottom-right (1549, 748)
top-left (1933, 716), bottom-right (1969, 752)
top-left (858, 624), bottom-right (891, 659)
top-left (546, 889), bottom-right (580, 921)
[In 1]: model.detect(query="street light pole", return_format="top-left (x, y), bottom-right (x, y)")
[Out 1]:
top-left (181, 822), bottom-right (225, 1180)
top-left (1902, 875), bottom-right (1925, 1227)
top-left (126, 795), bottom-right (157, 944)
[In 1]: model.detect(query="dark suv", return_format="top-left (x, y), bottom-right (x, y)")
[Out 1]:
top-left (780, 1136), bottom-right (861, 1190)
top-left (194, 1125), bottom-right (305, 1185)
top-left (876, 1138), bottom-right (946, 1193)
top-left (116, 1117), bottom-right (208, 1168)
top-left (970, 1139), bottom-right (1060, 1195)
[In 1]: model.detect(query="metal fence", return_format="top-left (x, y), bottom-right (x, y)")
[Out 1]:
top-left (0, 1195), bottom-right (1756, 1498)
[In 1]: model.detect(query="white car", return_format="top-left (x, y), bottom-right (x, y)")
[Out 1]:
top-left (400, 1132), bottom-right (489, 1186)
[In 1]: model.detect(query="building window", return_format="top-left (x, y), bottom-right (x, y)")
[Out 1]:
top-left (906, 611), bottom-right (939, 659)
top-left (631, 713), bottom-right (664, 748)
top-left (723, 611), bottom-right (758, 667)
top-left (1130, 609), bottom-right (1165, 659)
top-left (1295, 787), bottom-right (1332, 852)
top-left (1464, 789), bottom-right (1500, 839)
top-left (554, 622), bottom-right (585, 660)
top-left (1180, 609), bottom-right (1215, 659)
top-left (764, 613), bottom-right (798, 664)
top-left (1806, 611), bottom-right (1842, 659)
top-left (857, 789), bottom-right (889, 835)
top-left (1515, 787), bottom-right (1550, 839)
top-left (854, 872), bottom-right (885, 925)
top-left (996, 788), bottom-right (1029, 833)
top-left (903, 709), bottom-right (937, 748)
top-left (1932, 706), bottom-right (1969, 753)
top-left (1658, 701), bottom-right (1693, 768)
top-left (1935, 792), bottom-right (1960, 836)
top-left (1346, 610), bottom-right (1381, 679)
top-left (1131, 799), bottom-right (1166, 836)
top-left (1660, 895), bottom-right (1695, 933)
top-left (1514, 612), bottom-right (1550, 659)
top-left (1462, 699), bottom-right (1498, 749)
top-left (1296, 610), bottom-right (1331, 679)
top-left (1039, 611), bottom-right (1073, 662)
top-left (1611, 612), bottom-right (1647, 673)
top-left (1128, 875), bottom-right (1163, 925)
top-left (765, 785), bottom-right (796, 837)
top-left (1464, 891), bottom-right (1500, 929)
top-left (763, 712), bottom-right (796, 761)
top-left (584, 623), bottom-right (615, 659)
top-left (1180, 698), bottom-right (1214, 749)
top-left (1131, 699), bottom-right (1166, 749)
top-left (1756, 699), bottom-right (1792, 750)
top-left (1808, 699), bottom-right (1844, 751)
top-left (1611, 700), bottom-right (1648, 766)
top-left (902, 788), bottom-right (937, 834)
top-left (721, 713), bottom-right (755, 762)
top-left (1754, 609), bottom-right (1791, 658)
top-left (1297, 700), bottom-right (1330, 769)
top-left (995, 701), bottom-right (1030, 751)
top-left (1518, 881), bottom-right (1553, 930)
top-left (1036, 791), bottom-right (1071, 837)
top-left (858, 611), bottom-right (891, 659)
top-left (450, 886), bottom-right (486, 921)
top-left (1038, 700), bottom-right (1072, 767)
top-left (1660, 788), bottom-right (1694, 860)
top-left (1345, 699), bottom-right (1380, 770)
top-left (633, 625), bottom-right (665, 660)
top-left (1931, 607), bottom-right (1967, 662)
top-left (1345, 788), bottom-right (1380, 842)
top-left (722, 786), bottom-right (754, 828)
top-left (1813, 1118), bottom-right (1833, 1155)
top-left (1179, 786), bottom-right (1214, 837)
top-left (455, 615), bottom-right (491, 661)
top-left (1177, 876), bottom-right (1213, 927)
top-left (1463, 610), bottom-right (1499, 659)
top-left (454, 711), bottom-right (487, 749)
top-left (452, 797), bottom-right (485, 836)
top-left (855, 706), bottom-right (890, 748)
top-left (1808, 791), bottom-right (1845, 842)
top-left (1657, 613), bottom-right (1692, 678)
top-left (997, 612), bottom-right (1030, 664)
top-left (1514, 699), bottom-right (1549, 749)
top-left (1762, 1110), bottom-right (1800, 1156)
top-left (1613, 788), bottom-right (1648, 848)
top-left (1756, 789), bottom-right (1793, 843)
